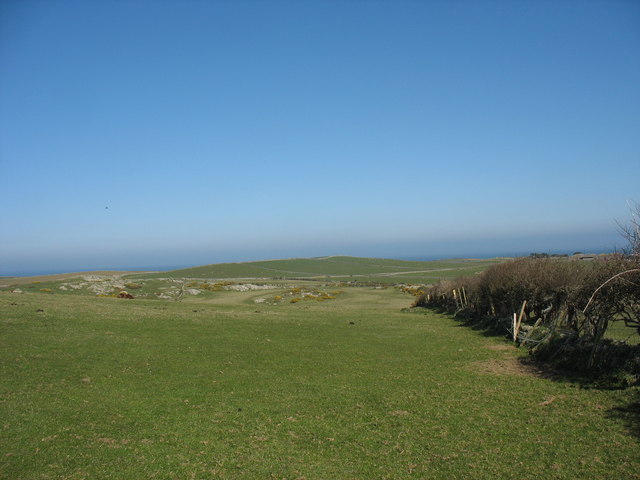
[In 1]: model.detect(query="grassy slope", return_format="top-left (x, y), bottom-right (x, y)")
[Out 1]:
top-left (0, 257), bottom-right (499, 293)
top-left (131, 256), bottom-right (498, 283)
top-left (1, 289), bottom-right (638, 479)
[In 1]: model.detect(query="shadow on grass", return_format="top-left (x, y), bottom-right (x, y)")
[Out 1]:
top-left (606, 390), bottom-right (640, 439)
top-left (411, 306), bottom-right (593, 383)
top-left (514, 355), bottom-right (592, 383)
top-left (409, 305), bottom-right (640, 438)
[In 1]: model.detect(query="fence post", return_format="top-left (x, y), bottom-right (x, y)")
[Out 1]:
top-left (514, 300), bottom-right (527, 342)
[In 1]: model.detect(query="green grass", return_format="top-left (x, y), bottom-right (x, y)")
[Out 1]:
top-left (1, 288), bottom-right (638, 479)
top-left (0, 256), bottom-right (501, 301)
top-left (606, 320), bottom-right (640, 345)
top-left (128, 255), bottom-right (499, 283)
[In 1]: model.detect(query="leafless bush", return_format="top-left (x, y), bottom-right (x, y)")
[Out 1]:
top-left (581, 255), bottom-right (640, 338)
top-left (617, 200), bottom-right (640, 257)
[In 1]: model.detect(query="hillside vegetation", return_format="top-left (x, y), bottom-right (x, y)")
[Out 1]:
top-left (130, 255), bottom-right (497, 284)
top-left (0, 257), bottom-right (500, 299)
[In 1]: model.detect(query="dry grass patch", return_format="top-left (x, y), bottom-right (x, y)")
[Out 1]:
top-left (485, 344), bottom-right (514, 351)
top-left (471, 356), bottom-right (546, 377)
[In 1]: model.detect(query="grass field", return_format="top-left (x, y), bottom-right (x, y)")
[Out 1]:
top-left (0, 257), bottom-right (499, 303)
top-left (1, 279), bottom-right (639, 479)
top-left (127, 255), bottom-right (499, 284)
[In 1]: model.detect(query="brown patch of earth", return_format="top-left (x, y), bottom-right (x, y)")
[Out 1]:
top-left (471, 357), bottom-right (546, 377)
top-left (485, 344), bottom-right (514, 351)
top-left (388, 410), bottom-right (410, 416)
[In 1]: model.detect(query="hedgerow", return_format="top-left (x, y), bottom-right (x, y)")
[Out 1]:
top-left (412, 255), bottom-right (640, 385)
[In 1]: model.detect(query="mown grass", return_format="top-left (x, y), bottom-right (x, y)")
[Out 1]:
top-left (1, 289), bottom-right (638, 479)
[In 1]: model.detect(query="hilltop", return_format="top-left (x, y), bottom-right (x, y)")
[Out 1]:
top-left (130, 255), bottom-right (498, 284)
top-left (0, 256), bottom-right (500, 299)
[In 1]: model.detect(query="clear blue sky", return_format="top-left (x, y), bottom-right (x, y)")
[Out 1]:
top-left (1, 0), bottom-right (639, 275)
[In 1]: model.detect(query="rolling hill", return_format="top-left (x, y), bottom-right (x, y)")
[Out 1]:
top-left (130, 255), bottom-right (499, 284)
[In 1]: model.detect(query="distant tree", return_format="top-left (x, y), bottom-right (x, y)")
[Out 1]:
top-left (617, 201), bottom-right (640, 256)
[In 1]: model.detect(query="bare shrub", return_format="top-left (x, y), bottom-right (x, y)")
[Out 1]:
top-left (617, 200), bottom-right (640, 257)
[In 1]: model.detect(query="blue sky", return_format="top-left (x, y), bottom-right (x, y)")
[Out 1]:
top-left (1, 0), bottom-right (639, 275)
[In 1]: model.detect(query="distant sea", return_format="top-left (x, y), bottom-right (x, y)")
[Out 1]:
top-left (0, 265), bottom-right (190, 278)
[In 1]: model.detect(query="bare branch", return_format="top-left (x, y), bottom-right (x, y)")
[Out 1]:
top-left (582, 268), bottom-right (640, 314)
top-left (616, 200), bottom-right (640, 256)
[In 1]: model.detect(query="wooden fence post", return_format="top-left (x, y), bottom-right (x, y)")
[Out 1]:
top-left (514, 300), bottom-right (527, 342)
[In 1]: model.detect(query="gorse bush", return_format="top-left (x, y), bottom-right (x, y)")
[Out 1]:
top-left (413, 255), bottom-right (640, 384)
top-left (282, 288), bottom-right (342, 303)
top-left (187, 281), bottom-right (235, 292)
top-left (400, 285), bottom-right (427, 297)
